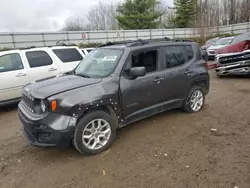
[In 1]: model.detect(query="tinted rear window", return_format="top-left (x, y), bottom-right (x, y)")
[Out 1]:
top-left (52, 48), bottom-right (83, 63)
top-left (26, 51), bottom-right (53, 68)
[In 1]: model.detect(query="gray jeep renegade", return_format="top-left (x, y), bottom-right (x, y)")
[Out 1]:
top-left (18, 39), bottom-right (210, 155)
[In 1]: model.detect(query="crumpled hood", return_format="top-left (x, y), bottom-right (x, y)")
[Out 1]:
top-left (216, 40), bottom-right (250, 54)
top-left (24, 75), bottom-right (102, 99)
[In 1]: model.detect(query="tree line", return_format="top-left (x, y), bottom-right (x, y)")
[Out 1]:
top-left (62, 0), bottom-right (250, 31)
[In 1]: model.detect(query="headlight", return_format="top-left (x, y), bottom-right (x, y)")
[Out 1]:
top-left (41, 100), bottom-right (46, 113)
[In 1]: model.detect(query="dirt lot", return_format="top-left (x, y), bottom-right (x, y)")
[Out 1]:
top-left (0, 71), bottom-right (250, 188)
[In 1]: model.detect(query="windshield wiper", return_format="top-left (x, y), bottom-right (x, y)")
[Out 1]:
top-left (75, 73), bottom-right (91, 78)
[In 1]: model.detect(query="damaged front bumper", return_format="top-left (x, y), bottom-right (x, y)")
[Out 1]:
top-left (18, 101), bottom-right (76, 148)
top-left (215, 60), bottom-right (250, 76)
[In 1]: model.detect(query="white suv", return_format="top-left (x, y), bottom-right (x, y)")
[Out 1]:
top-left (0, 46), bottom-right (85, 106)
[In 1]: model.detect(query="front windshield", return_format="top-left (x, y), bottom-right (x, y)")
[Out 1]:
top-left (75, 48), bottom-right (124, 78)
top-left (205, 38), bottom-right (219, 45)
top-left (215, 38), bottom-right (233, 45)
top-left (231, 33), bottom-right (250, 44)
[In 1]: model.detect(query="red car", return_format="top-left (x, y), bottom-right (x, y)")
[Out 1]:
top-left (215, 32), bottom-right (250, 77)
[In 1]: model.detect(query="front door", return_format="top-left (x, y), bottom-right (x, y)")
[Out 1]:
top-left (120, 49), bottom-right (166, 122)
top-left (0, 52), bottom-right (29, 101)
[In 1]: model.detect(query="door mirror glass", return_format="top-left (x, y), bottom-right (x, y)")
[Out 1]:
top-left (130, 67), bottom-right (146, 78)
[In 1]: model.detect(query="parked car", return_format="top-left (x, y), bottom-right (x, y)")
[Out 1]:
top-left (201, 37), bottom-right (220, 50)
top-left (0, 46), bottom-right (85, 106)
top-left (206, 36), bottom-right (234, 60)
top-left (18, 39), bottom-right (210, 155)
top-left (215, 32), bottom-right (250, 76)
top-left (80, 48), bottom-right (94, 56)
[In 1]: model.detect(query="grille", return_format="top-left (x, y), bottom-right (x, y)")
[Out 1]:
top-left (22, 91), bottom-right (35, 113)
top-left (209, 50), bottom-right (215, 54)
top-left (218, 52), bottom-right (250, 65)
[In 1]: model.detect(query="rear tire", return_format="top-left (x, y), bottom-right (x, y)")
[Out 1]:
top-left (181, 85), bottom-right (205, 113)
top-left (73, 110), bottom-right (117, 155)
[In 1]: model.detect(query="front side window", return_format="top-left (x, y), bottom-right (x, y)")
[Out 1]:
top-left (0, 53), bottom-right (24, 73)
top-left (75, 48), bottom-right (123, 78)
top-left (53, 48), bottom-right (83, 63)
top-left (26, 51), bottom-right (53, 68)
top-left (131, 50), bottom-right (157, 73)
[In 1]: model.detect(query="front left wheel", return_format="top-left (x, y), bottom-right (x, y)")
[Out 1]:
top-left (73, 110), bottom-right (117, 155)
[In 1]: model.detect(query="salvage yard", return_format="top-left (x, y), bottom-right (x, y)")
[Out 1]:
top-left (0, 70), bottom-right (250, 188)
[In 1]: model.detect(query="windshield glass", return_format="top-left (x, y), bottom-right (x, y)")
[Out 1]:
top-left (231, 33), bottom-right (250, 44)
top-left (215, 38), bottom-right (233, 45)
top-left (205, 38), bottom-right (219, 45)
top-left (74, 48), bottom-right (123, 78)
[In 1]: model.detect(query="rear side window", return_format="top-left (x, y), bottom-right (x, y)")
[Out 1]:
top-left (183, 45), bottom-right (194, 60)
top-left (0, 53), bottom-right (24, 73)
top-left (26, 51), bottom-right (53, 68)
top-left (52, 48), bottom-right (83, 63)
top-left (164, 45), bottom-right (193, 68)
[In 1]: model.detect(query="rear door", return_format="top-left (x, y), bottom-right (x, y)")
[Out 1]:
top-left (51, 47), bottom-right (84, 73)
top-left (162, 44), bottom-right (195, 101)
top-left (24, 49), bottom-right (60, 82)
top-left (0, 51), bottom-right (29, 101)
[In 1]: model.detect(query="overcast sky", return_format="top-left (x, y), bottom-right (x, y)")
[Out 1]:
top-left (0, 0), bottom-right (173, 32)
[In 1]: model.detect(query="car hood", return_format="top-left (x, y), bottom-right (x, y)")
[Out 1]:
top-left (24, 75), bottom-right (102, 99)
top-left (208, 45), bottom-right (227, 50)
top-left (216, 40), bottom-right (250, 54)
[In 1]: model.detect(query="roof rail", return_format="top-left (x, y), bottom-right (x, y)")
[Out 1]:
top-left (99, 37), bottom-right (172, 47)
top-left (171, 38), bottom-right (194, 42)
top-left (19, 46), bottom-right (37, 50)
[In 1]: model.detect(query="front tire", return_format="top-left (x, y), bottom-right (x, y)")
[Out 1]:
top-left (73, 110), bottom-right (117, 155)
top-left (181, 85), bottom-right (205, 113)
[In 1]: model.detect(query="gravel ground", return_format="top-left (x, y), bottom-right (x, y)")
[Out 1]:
top-left (0, 71), bottom-right (250, 188)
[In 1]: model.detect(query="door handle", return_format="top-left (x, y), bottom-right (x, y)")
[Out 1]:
top-left (16, 72), bottom-right (27, 77)
top-left (154, 77), bottom-right (164, 84)
top-left (48, 67), bottom-right (58, 72)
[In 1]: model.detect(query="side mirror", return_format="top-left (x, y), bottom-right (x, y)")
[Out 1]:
top-left (130, 67), bottom-right (146, 78)
top-left (201, 49), bottom-right (208, 61)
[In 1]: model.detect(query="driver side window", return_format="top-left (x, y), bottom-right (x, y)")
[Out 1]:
top-left (124, 50), bottom-right (158, 76)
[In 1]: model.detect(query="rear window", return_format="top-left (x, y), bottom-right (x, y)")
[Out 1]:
top-left (52, 48), bottom-right (83, 63)
top-left (26, 51), bottom-right (53, 68)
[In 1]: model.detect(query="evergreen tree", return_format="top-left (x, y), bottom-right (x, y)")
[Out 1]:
top-left (116, 0), bottom-right (162, 29)
top-left (171, 0), bottom-right (196, 28)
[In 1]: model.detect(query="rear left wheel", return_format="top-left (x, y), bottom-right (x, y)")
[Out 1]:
top-left (181, 85), bottom-right (205, 113)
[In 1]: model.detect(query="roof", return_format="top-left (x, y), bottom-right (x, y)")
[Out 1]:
top-left (99, 38), bottom-right (197, 50)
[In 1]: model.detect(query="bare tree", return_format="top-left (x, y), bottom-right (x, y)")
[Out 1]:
top-left (62, 17), bottom-right (91, 31)
top-left (87, 2), bottom-right (118, 30)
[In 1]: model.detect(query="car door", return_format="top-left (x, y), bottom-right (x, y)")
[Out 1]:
top-left (0, 52), bottom-right (30, 102)
top-left (23, 49), bottom-right (60, 82)
top-left (120, 48), bottom-right (166, 123)
top-left (162, 45), bottom-right (194, 101)
top-left (51, 48), bottom-right (84, 73)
